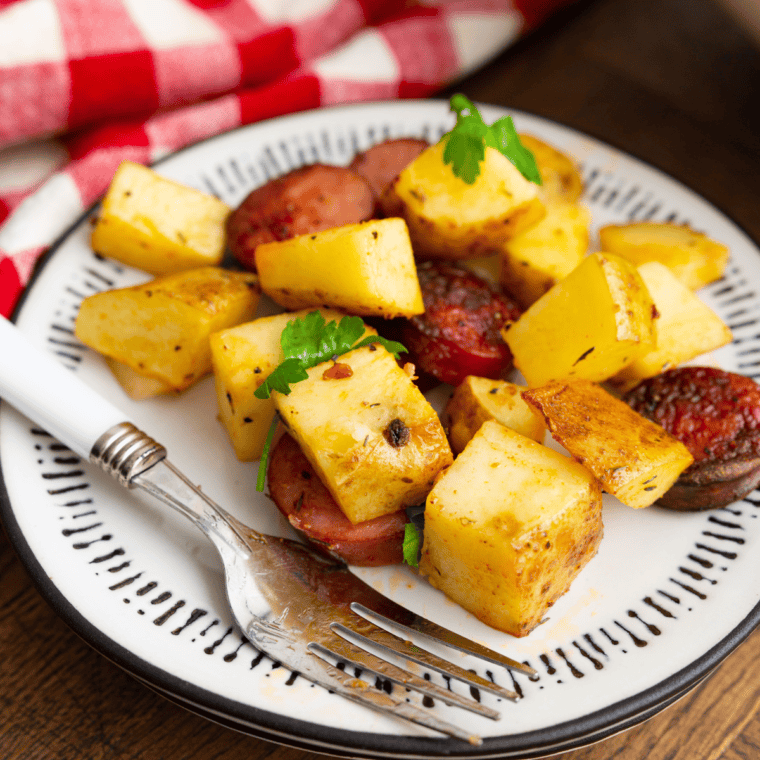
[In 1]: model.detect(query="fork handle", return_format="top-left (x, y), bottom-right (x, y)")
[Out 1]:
top-left (0, 315), bottom-right (128, 459)
top-left (0, 315), bottom-right (249, 549)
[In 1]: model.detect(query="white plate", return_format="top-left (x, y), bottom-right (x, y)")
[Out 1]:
top-left (2, 100), bottom-right (760, 760)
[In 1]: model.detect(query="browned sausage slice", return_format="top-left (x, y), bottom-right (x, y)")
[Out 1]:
top-left (349, 137), bottom-right (429, 200)
top-left (624, 366), bottom-right (760, 510)
top-left (226, 164), bottom-right (375, 271)
top-left (268, 433), bottom-right (407, 566)
top-left (401, 261), bottom-right (522, 387)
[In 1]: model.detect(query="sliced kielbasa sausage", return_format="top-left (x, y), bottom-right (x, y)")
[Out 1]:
top-left (348, 137), bottom-right (429, 200)
top-left (267, 433), bottom-right (407, 566)
top-left (401, 261), bottom-right (522, 387)
top-left (226, 164), bottom-right (375, 271)
top-left (624, 366), bottom-right (760, 510)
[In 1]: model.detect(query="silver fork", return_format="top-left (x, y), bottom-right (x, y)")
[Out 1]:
top-left (0, 316), bottom-right (536, 745)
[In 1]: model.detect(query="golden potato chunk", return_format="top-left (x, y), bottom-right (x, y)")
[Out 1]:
top-left (522, 380), bottom-right (694, 508)
top-left (255, 218), bottom-right (423, 318)
top-left (91, 161), bottom-right (231, 275)
top-left (380, 141), bottom-right (545, 260)
top-left (598, 222), bottom-right (729, 290)
top-left (273, 345), bottom-right (453, 525)
top-left (501, 252), bottom-right (656, 386)
top-left (608, 262), bottom-right (733, 392)
top-left (210, 309), bottom-right (375, 461)
top-left (446, 376), bottom-right (545, 454)
top-left (75, 267), bottom-right (260, 392)
top-left (500, 201), bottom-right (591, 309)
top-left (518, 133), bottom-right (584, 202)
top-left (419, 421), bottom-right (603, 637)
top-left (104, 357), bottom-right (174, 400)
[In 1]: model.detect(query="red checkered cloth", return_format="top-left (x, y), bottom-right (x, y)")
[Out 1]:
top-left (0, 0), bottom-right (575, 317)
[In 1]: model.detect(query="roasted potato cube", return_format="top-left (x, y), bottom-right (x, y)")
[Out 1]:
top-left (608, 262), bottom-right (733, 392)
top-left (518, 133), bottom-right (584, 202)
top-left (446, 376), bottom-right (545, 454)
top-left (522, 380), bottom-right (694, 508)
top-left (501, 252), bottom-right (656, 386)
top-left (91, 161), bottom-right (231, 275)
top-left (255, 218), bottom-right (423, 319)
top-left (419, 420), bottom-right (603, 637)
top-left (273, 345), bottom-right (453, 525)
top-left (598, 222), bottom-right (729, 290)
top-left (210, 309), bottom-right (375, 461)
top-left (380, 141), bottom-right (545, 260)
top-left (104, 356), bottom-right (174, 400)
top-left (75, 267), bottom-right (260, 392)
top-left (500, 201), bottom-right (591, 309)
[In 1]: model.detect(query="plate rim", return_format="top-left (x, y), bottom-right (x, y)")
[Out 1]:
top-left (2, 98), bottom-right (760, 759)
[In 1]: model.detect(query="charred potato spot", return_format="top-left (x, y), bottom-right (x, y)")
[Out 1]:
top-left (384, 418), bottom-right (411, 448)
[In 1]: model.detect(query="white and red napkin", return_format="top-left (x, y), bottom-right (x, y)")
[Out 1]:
top-left (0, 0), bottom-right (574, 317)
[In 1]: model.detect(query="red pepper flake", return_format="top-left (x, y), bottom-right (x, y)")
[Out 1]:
top-left (322, 362), bottom-right (353, 380)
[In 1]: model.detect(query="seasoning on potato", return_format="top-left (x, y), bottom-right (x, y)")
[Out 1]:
top-left (517, 133), bottom-right (585, 203)
top-left (500, 200), bottom-right (591, 310)
top-left (210, 308), bottom-right (375, 462)
top-left (502, 252), bottom-right (657, 387)
top-left (420, 420), bottom-right (603, 637)
top-left (522, 379), bottom-right (694, 508)
top-left (599, 221), bottom-right (729, 291)
top-left (446, 376), bottom-right (545, 454)
top-left (607, 261), bottom-right (733, 393)
top-left (273, 343), bottom-right (453, 525)
top-left (255, 218), bottom-right (424, 319)
top-left (381, 140), bottom-right (545, 260)
top-left (75, 267), bottom-right (260, 393)
top-left (91, 161), bottom-right (231, 275)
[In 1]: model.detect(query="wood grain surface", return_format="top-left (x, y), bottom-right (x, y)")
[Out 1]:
top-left (3, 0), bottom-right (760, 757)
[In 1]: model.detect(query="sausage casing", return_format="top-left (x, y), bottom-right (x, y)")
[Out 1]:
top-left (227, 164), bottom-right (375, 271)
top-left (268, 433), bottom-right (407, 566)
top-left (625, 366), bottom-right (760, 509)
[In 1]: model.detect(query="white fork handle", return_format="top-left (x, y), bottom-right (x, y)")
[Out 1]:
top-left (0, 316), bottom-right (250, 552)
top-left (0, 315), bottom-right (127, 459)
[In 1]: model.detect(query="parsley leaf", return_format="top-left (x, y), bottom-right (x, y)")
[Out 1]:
top-left (441, 94), bottom-right (542, 186)
top-left (254, 312), bottom-right (405, 401)
top-left (403, 503), bottom-right (425, 568)
top-left (254, 357), bottom-right (308, 399)
top-left (282, 310), bottom-right (365, 366)
top-left (489, 115), bottom-right (543, 185)
top-left (256, 413), bottom-right (281, 493)
top-left (402, 522), bottom-right (421, 568)
top-left (254, 311), bottom-right (407, 491)
top-left (442, 114), bottom-right (487, 184)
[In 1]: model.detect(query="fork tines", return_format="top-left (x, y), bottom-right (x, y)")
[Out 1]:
top-left (351, 602), bottom-right (537, 680)
top-left (304, 601), bottom-right (536, 744)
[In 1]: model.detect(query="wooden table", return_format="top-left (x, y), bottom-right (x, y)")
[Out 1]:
top-left (3, 0), bottom-right (760, 757)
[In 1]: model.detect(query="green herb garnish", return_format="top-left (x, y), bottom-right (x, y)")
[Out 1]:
top-left (255, 310), bottom-right (407, 490)
top-left (441, 94), bottom-right (542, 186)
top-left (257, 413), bottom-right (281, 493)
top-left (402, 522), bottom-right (421, 568)
top-left (255, 311), bottom-right (406, 400)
